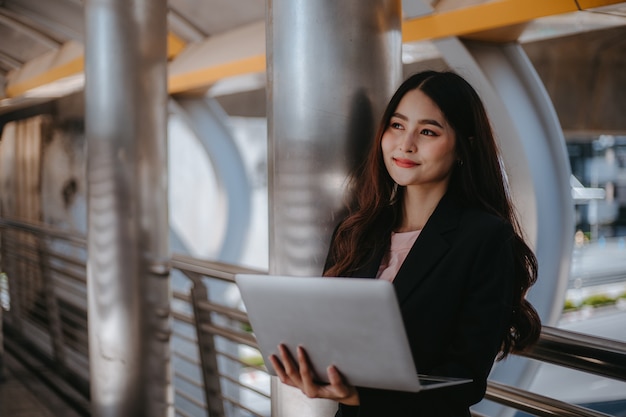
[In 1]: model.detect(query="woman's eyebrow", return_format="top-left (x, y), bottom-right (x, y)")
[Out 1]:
top-left (418, 119), bottom-right (443, 128)
top-left (391, 112), bottom-right (408, 121)
top-left (391, 112), bottom-right (444, 128)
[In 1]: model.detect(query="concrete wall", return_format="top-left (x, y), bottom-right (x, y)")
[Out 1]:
top-left (523, 25), bottom-right (626, 135)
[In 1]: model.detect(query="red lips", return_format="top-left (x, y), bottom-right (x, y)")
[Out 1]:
top-left (393, 158), bottom-right (418, 168)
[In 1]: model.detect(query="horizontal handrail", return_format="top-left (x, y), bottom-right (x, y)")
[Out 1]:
top-left (0, 217), bottom-right (86, 246)
top-left (221, 393), bottom-right (266, 417)
top-left (521, 325), bottom-right (626, 382)
top-left (196, 299), bottom-right (250, 323)
top-left (171, 253), bottom-right (265, 282)
top-left (218, 349), bottom-right (267, 373)
top-left (199, 322), bottom-right (257, 348)
top-left (485, 380), bottom-right (612, 417)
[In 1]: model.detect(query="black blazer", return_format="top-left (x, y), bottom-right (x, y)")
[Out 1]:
top-left (332, 193), bottom-right (516, 417)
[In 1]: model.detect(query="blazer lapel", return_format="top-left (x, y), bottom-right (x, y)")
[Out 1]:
top-left (393, 193), bottom-right (462, 306)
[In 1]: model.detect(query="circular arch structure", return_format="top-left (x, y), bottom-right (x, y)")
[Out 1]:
top-left (169, 97), bottom-right (252, 264)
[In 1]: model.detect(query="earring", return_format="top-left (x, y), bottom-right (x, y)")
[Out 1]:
top-left (457, 159), bottom-right (464, 166)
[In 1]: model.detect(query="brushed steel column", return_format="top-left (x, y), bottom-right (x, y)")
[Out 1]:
top-left (84, 1), bottom-right (171, 416)
top-left (266, 0), bottom-right (402, 415)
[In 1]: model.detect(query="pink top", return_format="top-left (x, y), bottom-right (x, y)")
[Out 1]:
top-left (376, 229), bottom-right (421, 282)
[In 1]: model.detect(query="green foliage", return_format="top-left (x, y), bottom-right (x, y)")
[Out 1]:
top-left (563, 299), bottom-right (578, 311)
top-left (580, 294), bottom-right (616, 307)
top-left (563, 291), bottom-right (626, 311)
top-left (241, 354), bottom-right (265, 368)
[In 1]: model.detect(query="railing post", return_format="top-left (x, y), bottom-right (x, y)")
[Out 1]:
top-left (37, 238), bottom-right (67, 370)
top-left (0, 274), bottom-right (4, 382)
top-left (188, 272), bottom-right (225, 417)
top-left (0, 227), bottom-right (5, 382)
top-left (6, 230), bottom-right (23, 335)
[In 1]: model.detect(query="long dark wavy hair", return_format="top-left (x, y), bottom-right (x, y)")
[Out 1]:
top-left (324, 70), bottom-right (541, 358)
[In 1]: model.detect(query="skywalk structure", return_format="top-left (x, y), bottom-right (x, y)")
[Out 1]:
top-left (0, 1), bottom-right (625, 417)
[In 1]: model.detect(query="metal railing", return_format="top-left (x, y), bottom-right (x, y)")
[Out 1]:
top-left (484, 380), bottom-right (614, 417)
top-left (0, 218), bottom-right (272, 417)
top-left (0, 217), bottom-right (90, 413)
top-left (170, 254), bottom-right (271, 417)
top-left (521, 326), bottom-right (626, 381)
top-left (1, 217), bottom-right (626, 417)
top-left (483, 325), bottom-right (626, 417)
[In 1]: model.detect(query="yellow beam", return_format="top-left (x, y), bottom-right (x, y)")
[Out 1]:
top-left (168, 54), bottom-right (266, 94)
top-left (5, 56), bottom-right (83, 98)
top-left (577, 0), bottom-right (625, 7)
top-left (5, 0), bottom-right (626, 98)
top-left (402, 0), bottom-right (626, 43)
top-left (167, 32), bottom-right (186, 59)
top-left (5, 32), bottom-right (186, 98)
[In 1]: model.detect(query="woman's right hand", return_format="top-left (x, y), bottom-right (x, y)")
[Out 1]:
top-left (269, 344), bottom-right (360, 405)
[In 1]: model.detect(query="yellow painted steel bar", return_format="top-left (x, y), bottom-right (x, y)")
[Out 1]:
top-left (167, 32), bottom-right (186, 58)
top-left (577, 0), bottom-right (626, 7)
top-left (5, 56), bottom-right (84, 98)
top-left (402, 0), bottom-right (626, 43)
top-left (168, 54), bottom-right (266, 94)
top-left (5, 32), bottom-right (185, 98)
top-left (4, 0), bottom-right (625, 98)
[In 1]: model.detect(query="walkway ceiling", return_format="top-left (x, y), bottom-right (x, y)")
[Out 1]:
top-left (0, 0), bottom-right (625, 115)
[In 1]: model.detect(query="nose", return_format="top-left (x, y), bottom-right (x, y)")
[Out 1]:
top-left (399, 132), bottom-right (416, 153)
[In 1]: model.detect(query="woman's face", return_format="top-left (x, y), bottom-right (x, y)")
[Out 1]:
top-left (381, 88), bottom-right (457, 193)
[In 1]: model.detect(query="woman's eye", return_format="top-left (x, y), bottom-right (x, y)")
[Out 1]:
top-left (421, 129), bottom-right (437, 136)
top-left (390, 122), bottom-right (402, 129)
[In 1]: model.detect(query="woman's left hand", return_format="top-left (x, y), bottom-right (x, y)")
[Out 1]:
top-left (269, 344), bottom-right (359, 405)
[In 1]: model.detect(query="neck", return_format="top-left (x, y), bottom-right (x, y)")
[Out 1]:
top-left (398, 185), bottom-right (447, 232)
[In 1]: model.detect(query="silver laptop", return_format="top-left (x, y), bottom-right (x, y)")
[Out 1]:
top-left (235, 274), bottom-right (471, 392)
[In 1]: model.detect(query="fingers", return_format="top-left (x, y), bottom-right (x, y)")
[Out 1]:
top-left (269, 353), bottom-right (290, 385)
top-left (279, 344), bottom-right (299, 378)
top-left (328, 366), bottom-right (360, 405)
top-left (327, 365), bottom-right (350, 398)
top-left (271, 345), bottom-right (320, 398)
top-left (270, 344), bottom-right (300, 387)
top-left (271, 345), bottom-right (358, 404)
top-left (327, 366), bottom-right (343, 387)
top-left (297, 346), bottom-right (320, 398)
top-left (297, 349), bottom-right (355, 402)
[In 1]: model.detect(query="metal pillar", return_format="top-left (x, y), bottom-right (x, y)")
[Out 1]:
top-left (84, 1), bottom-right (171, 416)
top-left (266, 0), bottom-right (402, 415)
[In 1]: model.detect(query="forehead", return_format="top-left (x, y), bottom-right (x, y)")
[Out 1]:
top-left (394, 89), bottom-right (447, 124)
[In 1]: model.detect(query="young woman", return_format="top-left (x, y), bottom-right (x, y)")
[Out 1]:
top-left (270, 70), bottom-right (542, 417)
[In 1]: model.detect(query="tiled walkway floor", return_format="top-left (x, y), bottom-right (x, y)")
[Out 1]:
top-left (0, 352), bottom-right (82, 417)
